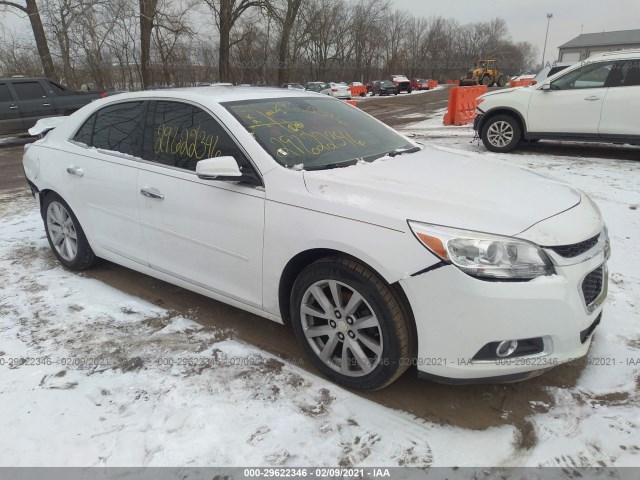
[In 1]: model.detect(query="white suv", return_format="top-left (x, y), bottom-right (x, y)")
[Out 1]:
top-left (474, 50), bottom-right (640, 152)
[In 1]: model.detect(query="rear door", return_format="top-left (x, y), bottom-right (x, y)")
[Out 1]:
top-left (0, 82), bottom-right (22, 134)
top-left (599, 59), bottom-right (640, 137)
top-left (11, 80), bottom-right (57, 130)
top-left (527, 61), bottom-right (615, 135)
top-left (63, 101), bottom-right (148, 264)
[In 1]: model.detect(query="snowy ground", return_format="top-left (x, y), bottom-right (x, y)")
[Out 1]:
top-left (1, 110), bottom-right (639, 467)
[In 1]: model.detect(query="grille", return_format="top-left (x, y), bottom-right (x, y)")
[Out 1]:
top-left (548, 234), bottom-right (599, 258)
top-left (582, 266), bottom-right (604, 306)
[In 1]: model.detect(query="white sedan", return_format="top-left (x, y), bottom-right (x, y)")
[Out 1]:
top-left (319, 82), bottom-right (352, 99)
top-left (23, 86), bottom-right (608, 389)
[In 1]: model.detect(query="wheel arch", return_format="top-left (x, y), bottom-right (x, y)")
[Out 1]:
top-left (277, 248), bottom-right (418, 358)
top-left (478, 107), bottom-right (528, 137)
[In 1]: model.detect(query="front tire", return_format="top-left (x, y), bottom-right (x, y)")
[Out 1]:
top-left (291, 256), bottom-right (413, 390)
top-left (43, 193), bottom-right (96, 270)
top-left (481, 114), bottom-right (522, 153)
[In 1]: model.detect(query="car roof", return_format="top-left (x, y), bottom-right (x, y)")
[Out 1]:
top-left (105, 86), bottom-right (320, 104)
top-left (587, 48), bottom-right (640, 61)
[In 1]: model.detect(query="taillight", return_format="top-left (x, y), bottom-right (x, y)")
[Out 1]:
top-left (331, 88), bottom-right (338, 92)
top-left (531, 80), bottom-right (537, 85)
top-left (99, 91), bottom-right (106, 98)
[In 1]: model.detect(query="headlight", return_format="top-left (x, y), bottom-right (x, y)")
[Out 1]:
top-left (408, 221), bottom-right (554, 280)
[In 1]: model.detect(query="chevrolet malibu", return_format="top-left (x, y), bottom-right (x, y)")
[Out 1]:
top-left (22, 87), bottom-right (609, 390)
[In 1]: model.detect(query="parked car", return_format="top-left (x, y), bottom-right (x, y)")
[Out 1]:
top-left (0, 77), bottom-right (104, 135)
top-left (305, 82), bottom-right (326, 93)
top-left (319, 82), bottom-right (351, 99)
top-left (410, 78), bottom-right (431, 91)
top-left (281, 83), bottom-right (306, 90)
top-left (475, 50), bottom-right (640, 152)
top-left (533, 63), bottom-right (572, 84)
top-left (390, 74), bottom-right (412, 93)
top-left (24, 86), bottom-right (609, 390)
top-left (371, 80), bottom-right (398, 96)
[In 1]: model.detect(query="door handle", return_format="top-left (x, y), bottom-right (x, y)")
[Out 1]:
top-left (140, 187), bottom-right (164, 200)
top-left (9, 105), bottom-right (18, 110)
top-left (584, 96), bottom-right (601, 101)
top-left (66, 166), bottom-right (84, 177)
top-left (42, 103), bottom-right (51, 106)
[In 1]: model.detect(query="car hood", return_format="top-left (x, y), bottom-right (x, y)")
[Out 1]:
top-left (302, 146), bottom-right (581, 236)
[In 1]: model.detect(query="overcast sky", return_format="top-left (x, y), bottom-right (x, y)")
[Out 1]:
top-left (1, 0), bottom-right (638, 64)
top-left (392, 0), bottom-right (640, 62)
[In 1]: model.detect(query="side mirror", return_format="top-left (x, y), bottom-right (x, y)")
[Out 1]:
top-left (196, 156), bottom-right (242, 180)
top-left (540, 81), bottom-right (551, 91)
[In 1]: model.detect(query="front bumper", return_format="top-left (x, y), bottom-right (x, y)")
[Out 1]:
top-left (473, 112), bottom-right (483, 132)
top-left (399, 245), bottom-right (608, 381)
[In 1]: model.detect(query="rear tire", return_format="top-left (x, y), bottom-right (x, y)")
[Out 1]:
top-left (291, 256), bottom-right (413, 390)
top-left (43, 192), bottom-right (96, 270)
top-left (480, 114), bottom-right (522, 153)
top-left (481, 75), bottom-right (491, 86)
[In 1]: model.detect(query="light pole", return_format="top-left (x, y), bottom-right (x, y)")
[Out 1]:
top-left (541, 13), bottom-right (553, 68)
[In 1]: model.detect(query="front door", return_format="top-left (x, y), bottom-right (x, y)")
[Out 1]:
top-left (137, 100), bottom-right (265, 308)
top-left (527, 61), bottom-right (615, 135)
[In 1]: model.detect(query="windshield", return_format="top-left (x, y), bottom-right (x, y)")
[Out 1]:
top-left (223, 97), bottom-right (414, 169)
top-left (381, 81), bottom-right (394, 87)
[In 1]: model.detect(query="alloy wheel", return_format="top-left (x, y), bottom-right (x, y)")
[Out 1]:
top-left (300, 279), bottom-right (383, 377)
top-left (487, 120), bottom-right (514, 148)
top-left (46, 201), bottom-right (78, 261)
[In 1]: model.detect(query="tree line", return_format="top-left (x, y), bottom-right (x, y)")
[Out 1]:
top-left (0, 0), bottom-right (538, 91)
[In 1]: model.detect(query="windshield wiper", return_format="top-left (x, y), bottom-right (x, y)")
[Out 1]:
top-left (304, 159), bottom-right (359, 171)
top-left (387, 146), bottom-right (421, 157)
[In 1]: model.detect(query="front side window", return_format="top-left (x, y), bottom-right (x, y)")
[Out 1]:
top-left (92, 102), bottom-right (147, 156)
top-left (224, 97), bottom-right (414, 169)
top-left (145, 101), bottom-right (249, 172)
top-left (551, 62), bottom-right (615, 90)
top-left (48, 81), bottom-right (67, 95)
top-left (13, 81), bottom-right (46, 100)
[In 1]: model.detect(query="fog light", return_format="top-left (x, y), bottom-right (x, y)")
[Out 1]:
top-left (496, 340), bottom-right (518, 358)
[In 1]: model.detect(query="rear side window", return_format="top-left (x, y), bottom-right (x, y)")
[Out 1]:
top-left (144, 100), bottom-right (249, 172)
top-left (0, 84), bottom-right (12, 102)
top-left (13, 81), bottom-right (47, 100)
top-left (614, 60), bottom-right (640, 87)
top-left (92, 102), bottom-right (147, 157)
top-left (73, 113), bottom-right (96, 145)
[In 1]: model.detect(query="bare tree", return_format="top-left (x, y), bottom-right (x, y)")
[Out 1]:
top-left (139, 0), bottom-right (158, 88)
top-left (0, 0), bottom-right (56, 77)
top-left (266, 0), bottom-right (304, 85)
top-left (203, 0), bottom-right (266, 82)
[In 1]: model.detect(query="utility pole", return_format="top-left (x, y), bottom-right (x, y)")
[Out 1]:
top-left (541, 13), bottom-right (553, 68)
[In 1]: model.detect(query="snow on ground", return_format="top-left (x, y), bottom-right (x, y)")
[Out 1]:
top-left (354, 85), bottom-right (446, 102)
top-left (0, 205), bottom-right (517, 467)
top-left (0, 136), bottom-right (20, 145)
top-left (400, 111), bottom-right (640, 467)
top-left (1, 111), bottom-right (639, 467)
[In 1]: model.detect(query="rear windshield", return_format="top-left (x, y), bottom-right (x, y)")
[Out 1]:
top-left (381, 81), bottom-right (394, 86)
top-left (223, 97), bottom-right (413, 169)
